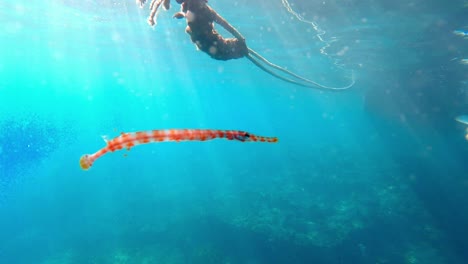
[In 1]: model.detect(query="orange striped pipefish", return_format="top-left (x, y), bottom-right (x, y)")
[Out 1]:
top-left (80, 129), bottom-right (278, 170)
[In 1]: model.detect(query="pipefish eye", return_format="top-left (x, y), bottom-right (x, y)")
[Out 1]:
top-left (240, 133), bottom-right (250, 141)
top-left (234, 133), bottom-right (249, 141)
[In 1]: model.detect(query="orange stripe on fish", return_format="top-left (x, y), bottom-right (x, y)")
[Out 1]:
top-left (79, 129), bottom-right (278, 170)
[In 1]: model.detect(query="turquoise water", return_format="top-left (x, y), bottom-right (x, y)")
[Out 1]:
top-left (1, 0), bottom-right (467, 263)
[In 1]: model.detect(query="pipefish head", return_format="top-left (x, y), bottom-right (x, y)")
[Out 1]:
top-left (79, 154), bottom-right (93, 170)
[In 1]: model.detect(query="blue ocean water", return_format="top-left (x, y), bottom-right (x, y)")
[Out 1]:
top-left (1, 0), bottom-right (467, 263)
